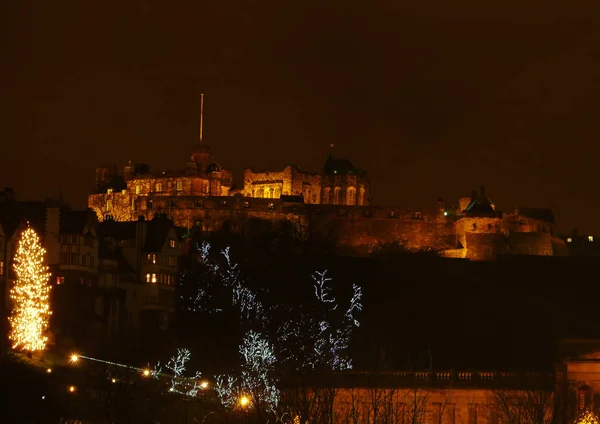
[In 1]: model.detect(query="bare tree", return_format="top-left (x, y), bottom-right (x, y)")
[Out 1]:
top-left (489, 388), bottom-right (561, 424)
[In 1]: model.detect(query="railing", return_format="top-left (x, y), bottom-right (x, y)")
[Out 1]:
top-left (289, 370), bottom-right (556, 390)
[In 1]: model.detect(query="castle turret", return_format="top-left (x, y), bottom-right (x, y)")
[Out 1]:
top-left (95, 165), bottom-right (117, 188)
top-left (124, 161), bottom-right (135, 181)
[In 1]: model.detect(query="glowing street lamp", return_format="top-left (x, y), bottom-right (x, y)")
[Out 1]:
top-left (70, 354), bottom-right (79, 363)
top-left (111, 378), bottom-right (116, 383)
top-left (239, 395), bottom-right (250, 407)
top-left (200, 381), bottom-right (209, 389)
top-left (68, 385), bottom-right (76, 393)
top-left (142, 369), bottom-right (150, 377)
top-left (46, 368), bottom-right (52, 373)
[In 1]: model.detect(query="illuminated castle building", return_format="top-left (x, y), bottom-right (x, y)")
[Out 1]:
top-left (89, 140), bottom-right (564, 261)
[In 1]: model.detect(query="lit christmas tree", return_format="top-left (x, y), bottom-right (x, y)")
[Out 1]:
top-left (8, 226), bottom-right (52, 353)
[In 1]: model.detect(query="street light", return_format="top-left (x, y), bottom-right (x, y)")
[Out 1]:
top-left (70, 354), bottom-right (79, 363)
top-left (239, 395), bottom-right (250, 407)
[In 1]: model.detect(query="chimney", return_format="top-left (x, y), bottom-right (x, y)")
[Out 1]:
top-left (45, 205), bottom-right (61, 266)
top-left (480, 185), bottom-right (486, 198)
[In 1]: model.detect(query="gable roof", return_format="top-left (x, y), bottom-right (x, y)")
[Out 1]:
top-left (0, 201), bottom-right (46, 238)
top-left (96, 215), bottom-right (178, 252)
top-left (324, 155), bottom-right (359, 175)
top-left (60, 209), bottom-right (96, 234)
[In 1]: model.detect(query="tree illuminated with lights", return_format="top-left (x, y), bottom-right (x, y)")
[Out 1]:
top-left (8, 226), bottom-right (52, 353)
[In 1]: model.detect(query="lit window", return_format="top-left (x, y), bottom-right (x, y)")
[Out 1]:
top-left (56, 276), bottom-right (64, 285)
top-left (176, 181), bottom-right (183, 191)
top-left (106, 199), bottom-right (112, 211)
top-left (135, 185), bottom-right (140, 195)
top-left (155, 182), bottom-right (162, 192)
top-left (169, 239), bottom-right (175, 248)
top-left (146, 273), bottom-right (151, 283)
top-left (147, 253), bottom-right (156, 264)
top-left (121, 189), bottom-right (127, 195)
top-left (0, 261), bottom-right (3, 276)
top-left (168, 255), bottom-right (176, 267)
top-left (589, 236), bottom-right (594, 242)
top-left (567, 237), bottom-right (572, 243)
top-left (107, 188), bottom-right (113, 194)
top-left (151, 273), bottom-right (157, 283)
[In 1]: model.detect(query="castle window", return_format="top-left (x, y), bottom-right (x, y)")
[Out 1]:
top-left (264, 188), bottom-right (272, 198)
top-left (274, 187), bottom-right (281, 198)
top-left (168, 255), bottom-right (176, 267)
top-left (121, 189), bottom-right (127, 195)
top-left (169, 239), bottom-right (176, 248)
top-left (359, 186), bottom-right (365, 206)
top-left (334, 187), bottom-right (341, 205)
top-left (147, 253), bottom-right (156, 264)
top-left (589, 236), bottom-right (594, 242)
top-left (567, 237), bottom-right (572, 243)
top-left (468, 404), bottom-right (477, 424)
top-left (155, 182), bottom-right (162, 192)
top-left (472, 223), bottom-right (477, 229)
top-left (203, 181), bottom-right (209, 194)
top-left (106, 199), bottom-right (112, 212)
top-left (176, 181), bottom-right (183, 191)
top-left (151, 273), bottom-right (157, 283)
top-left (107, 188), bottom-right (113, 194)
top-left (323, 187), bottom-right (331, 204)
top-left (135, 185), bottom-right (140, 194)
top-left (56, 276), bottom-right (64, 285)
top-left (146, 273), bottom-right (151, 283)
top-left (346, 187), bottom-right (356, 206)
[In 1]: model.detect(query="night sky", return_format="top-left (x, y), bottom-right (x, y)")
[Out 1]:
top-left (2, 1), bottom-right (600, 235)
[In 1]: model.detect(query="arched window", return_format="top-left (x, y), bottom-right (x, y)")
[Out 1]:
top-left (347, 187), bottom-right (356, 205)
top-left (264, 188), bottom-right (271, 198)
top-left (202, 181), bottom-right (209, 194)
top-left (334, 187), bottom-right (341, 205)
top-left (323, 187), bottom-right (331, 204)
top-left (359, 186), bottom-right (365, 206)
top-left (274, 187), bottom-right (281, 198)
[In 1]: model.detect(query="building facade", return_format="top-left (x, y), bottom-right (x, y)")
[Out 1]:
top-left (88, 146), bottom-right (563, 261)
top-left (298, 340), bottom-right (600, 424)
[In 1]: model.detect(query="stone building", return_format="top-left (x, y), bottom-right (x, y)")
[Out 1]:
top-left (88, 146), bottom-right (563, 261)
top-left (297, 339), bottom-right (600, 424)
top-left (96, 214), bottom-right (184, 334)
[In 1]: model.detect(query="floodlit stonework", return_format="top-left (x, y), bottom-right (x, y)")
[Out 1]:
top-left (88, 144), bottom-right (565, 260)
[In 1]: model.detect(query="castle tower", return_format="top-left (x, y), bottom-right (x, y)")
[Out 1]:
top-left (321, 146), bottom-right (370, 206)
top-left (124, 161), bottom-right (135, 181)
top-left (455, 186), bottom-right (503, 260)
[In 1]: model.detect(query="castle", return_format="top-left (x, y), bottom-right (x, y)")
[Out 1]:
top-left (88, 142), bottom-right (566, 260)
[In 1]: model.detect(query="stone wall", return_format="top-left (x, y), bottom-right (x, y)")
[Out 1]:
top-left (242, 166), bottom-right (322, 203)
top-left (89, 190), bottom-right (559, 260)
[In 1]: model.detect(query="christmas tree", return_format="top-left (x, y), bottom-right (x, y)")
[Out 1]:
top-left (9, 226), bottom-right (52, 353)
